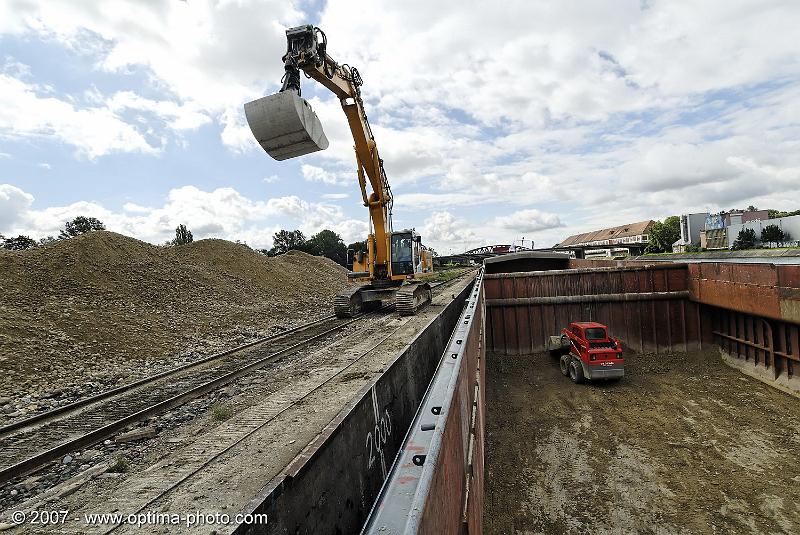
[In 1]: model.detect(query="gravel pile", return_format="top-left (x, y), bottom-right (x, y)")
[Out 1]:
top-left (0, 231), bottom-right (348, 415)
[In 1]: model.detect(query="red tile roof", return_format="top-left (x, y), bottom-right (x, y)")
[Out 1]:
top-left (558, 220), bottom-right (654, 247)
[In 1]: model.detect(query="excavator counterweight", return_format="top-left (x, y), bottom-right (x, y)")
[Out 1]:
top-left (244, 91), bottom-right (328, 160)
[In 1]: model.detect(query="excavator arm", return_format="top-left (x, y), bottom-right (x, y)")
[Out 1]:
top-left (246, 25), bottom-right (393, 277)
top-left (244, 25), bottom-right (433, 318)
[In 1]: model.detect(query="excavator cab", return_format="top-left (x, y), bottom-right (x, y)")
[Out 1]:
top-left (390, 231), bottom-right (424, 277)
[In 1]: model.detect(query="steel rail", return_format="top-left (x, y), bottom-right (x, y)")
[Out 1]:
top-left (0, 314), bottom-right (369, 485)
top-left (0, 314), bottom-right (337, 439)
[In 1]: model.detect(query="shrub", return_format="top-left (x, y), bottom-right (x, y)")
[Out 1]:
top-left (732, 228), bottom-right (757, 250)
top-left (107, 455), bottom-right (130, 473)
top-left (211, 403), bottom-right (232, 421)
top-left (171, 224), bottom-right (193, 245)
top-left (3, 235), bottom-right (38, 250)
top-left (761, 224), bottom-right (787, 247)
top-left (59, 216), bottom-right (105, 239)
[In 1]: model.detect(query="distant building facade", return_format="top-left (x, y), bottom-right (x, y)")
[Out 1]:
top-left (726, 210), bottom-right (769, 226)
top-left (672, 213), bottom-right (708, 253)
top-left (677, 209), bottom-right (793, 249)
top-left (695, 213), bottom-right (725, 249)
top-left (557, 220), bottom-right (654, 258)
top-left (727, 214), bottom-right (800, 248)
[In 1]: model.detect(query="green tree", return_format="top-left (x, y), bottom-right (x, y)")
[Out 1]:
top-left (268, 229), bottom-right (307, 256)
top-left (732, 228), bottom-right (757, 250)
top-left (347, 240), bottom-right (367, 253)
top-left (645, 216), bottom-right (681, 253)
top-left (3, 235), bottom-right (38, 250)
top-left (171, 224), bottom-right (194, 245)
top-left (746, 205), bottom-right (758, 212)
top-left (59, 216), bottom-right (105, 239)
top-left (306, 229), bottom-right (347, 266)
top-left (761, 224), bottom-right (785, 247)
top-left (767, 208), bottom-right (800, 219)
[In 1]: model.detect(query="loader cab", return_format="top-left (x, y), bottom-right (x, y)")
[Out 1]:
top-left (390, 231), bottom-right (422, 277)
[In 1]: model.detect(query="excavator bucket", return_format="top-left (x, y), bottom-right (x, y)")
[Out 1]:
top-left (244, 91), bottom-right (329, 161)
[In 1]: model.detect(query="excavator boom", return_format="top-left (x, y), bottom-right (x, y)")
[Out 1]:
top-left (244, 25), bottom-right (433, 318)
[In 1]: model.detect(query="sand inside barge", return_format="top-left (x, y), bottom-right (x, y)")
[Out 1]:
top-left (485, 348), bottom-right (800, 534)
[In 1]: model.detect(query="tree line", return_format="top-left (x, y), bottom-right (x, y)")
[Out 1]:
top-left (265, 229), bottom-right (364, 267)
top-left (2, 217), bottom-right (359, 268)
top-left (732, 224), bottom-right (793, 250)
top-left (1, 217), bottom-right (196, 251)
top-left (1, 216), bottom-right (106, 250)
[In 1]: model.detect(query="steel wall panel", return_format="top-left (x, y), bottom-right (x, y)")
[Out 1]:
top-left (712, 307), bottom-right (800, 384)
top-left (485, 265), bottom-right (696, 354)
top-left (690, 263), bottom-right (800, 325)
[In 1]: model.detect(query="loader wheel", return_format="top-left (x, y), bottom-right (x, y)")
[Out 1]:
top-left (569, 359), bottom-right (585, 384)
top-left (559, 355), bottom-right (570, 376)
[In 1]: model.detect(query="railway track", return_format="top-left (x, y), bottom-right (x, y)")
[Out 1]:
top-left (0, 278), bottom-right (460, 487)
top-left (0, 313), bottom-right (373, 486)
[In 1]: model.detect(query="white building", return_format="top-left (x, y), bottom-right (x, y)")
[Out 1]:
top-left (727, 214), bottom-right (800, 248)
top-left (672, 213), bottom-right (709, 252)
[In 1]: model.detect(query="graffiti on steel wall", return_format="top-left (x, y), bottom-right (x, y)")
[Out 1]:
top-left (365, 385), bottom-right (392, 478)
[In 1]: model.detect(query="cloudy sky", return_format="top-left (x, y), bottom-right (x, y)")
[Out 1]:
top-left (1, 0), bottom-right (799, 254)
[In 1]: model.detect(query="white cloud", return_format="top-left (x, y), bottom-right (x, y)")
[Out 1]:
top-left (301, 164), bottom-right (348, 186)
top-left (0, 73), bottom-right (157, 158)
top-left (0, 184), bottom-right (34, 232)
top-left (0, 0), bottom-right (303, 150)
top-left (322, 193), bottom-right (348, 200)
top-left (492, 209), bottom-right (564, 233)
top-left (3, 1), bottom-right (800, 246)
top-left (220, 106), bottom-right (259, 153)
top-left (37, 162), bottom-right (51, 170)
top-left (301, 0), bottom-right (800, 241)
top-left (106, 91), bottom-right (211, 131)
top-left (263, 175), bottom-right (279, 184)
top-left (265, 195), bottom-right (367, 243)
top-left (0, 183), bottom-right (367, 248)
top-left (420, 211), bottom-right (479, 252)
top-left (122, 202), bottom-right (149, 213)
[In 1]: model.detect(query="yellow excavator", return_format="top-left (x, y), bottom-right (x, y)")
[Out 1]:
top-left (244, 25), bottom-right (433, 318)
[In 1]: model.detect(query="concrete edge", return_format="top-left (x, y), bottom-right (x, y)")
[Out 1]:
top-left (719, 348), bottom-right (800, 400)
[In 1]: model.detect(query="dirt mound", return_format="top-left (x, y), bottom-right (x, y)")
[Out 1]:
top-left (0, 231), bottom-right (348, 407)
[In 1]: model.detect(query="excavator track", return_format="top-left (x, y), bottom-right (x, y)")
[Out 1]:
top-left (334, 286), bottom-right (364, 318)
top-left (395, 282), bottom-right (432, 316)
